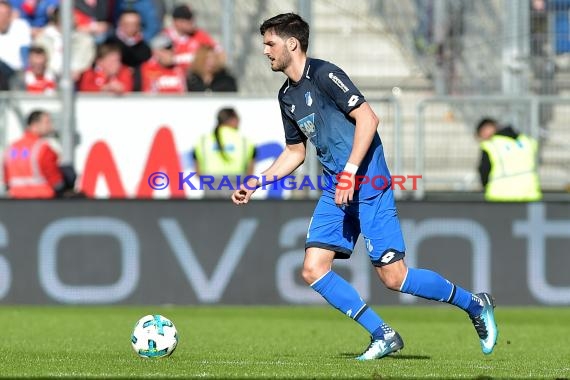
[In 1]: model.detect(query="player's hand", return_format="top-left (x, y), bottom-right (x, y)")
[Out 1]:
top-left (335, 171), bottom-right (355, 207)
top-left (231, 177), bottom-right (259, 205)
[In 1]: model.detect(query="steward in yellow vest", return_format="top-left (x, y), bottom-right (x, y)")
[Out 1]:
top-left (476, 118), bottom-right (542, 202)
top-left (194, 108), bottom-right (256, 197)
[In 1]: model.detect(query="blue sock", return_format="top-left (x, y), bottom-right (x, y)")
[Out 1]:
top-left (311, 271), bottom-right (391, 339)
top-left (400, 268), bottom-right (483, 317)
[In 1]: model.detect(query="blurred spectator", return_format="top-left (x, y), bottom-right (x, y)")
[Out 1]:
top-left (3, 110), bottom-right (66, 198)
top-left (163, 4), bottom-right (222, 71)
top-left (187, 46), bottom-right (237, 92)
top-left (78, 42), bottom-right (133, 94)
top-left (413, 0), bottom-right (435, 54)
top-left (549, 0), bottom-right (570, 56)
top-left (73, 0), bottom-right (112, 44)
top-left (0, 0), bottom-right (31, 90)
top-left (140, 35), bottom-right (186, 93)
top-left (10, 0), bottom-right (59, 38)
top-left (21, 45), bottom-right (57, 93)
top-left (105, 9), bottom-right (151, 91)
top-left (475, 118), bottom-right (542, 202)
top-left (114, 0), bottom-right (164, 43)
top-left (193, 107), bottom-right (256, 198)
top-left (35, 6), bottom-right (95, 82)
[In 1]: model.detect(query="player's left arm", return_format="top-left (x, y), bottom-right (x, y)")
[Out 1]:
top-left (336, 102), bottom-right (379, 205)
top-left (346, 103), bottom-right (379, 166)
top-left (316, 65), bottom-right (378, 205)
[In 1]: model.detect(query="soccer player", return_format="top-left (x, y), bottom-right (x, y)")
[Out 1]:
top-left (231, 13), bottom-right (498, 360)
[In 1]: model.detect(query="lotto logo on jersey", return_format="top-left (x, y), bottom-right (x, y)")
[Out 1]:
top-left (296, 113), bottom-right (316, 138)
top-left (348, 95), bottom-right (360, 107)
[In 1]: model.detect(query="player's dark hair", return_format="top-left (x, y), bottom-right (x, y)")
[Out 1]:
top-left (260, 13), bottom-right (310, 53)
top-left (27, 110), bottom-right (47, 127)
top-left (476, 117), bottom-right (498, 135)
top-left (214, 108), bottom-right (239, 162)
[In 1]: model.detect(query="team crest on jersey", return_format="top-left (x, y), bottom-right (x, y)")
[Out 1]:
top-left (291, 104), bottom-right (295, 113)
top-left (305, 91), bottom-right (313, 106)
top-left (296, 113), bottom-right (316, 138)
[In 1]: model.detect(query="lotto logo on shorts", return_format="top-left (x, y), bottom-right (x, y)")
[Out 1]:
top-left (380, 251), bottom-right (396, 264)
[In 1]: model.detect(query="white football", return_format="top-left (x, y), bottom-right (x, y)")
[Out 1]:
top-left (131, 314), bottom-right (178, 358)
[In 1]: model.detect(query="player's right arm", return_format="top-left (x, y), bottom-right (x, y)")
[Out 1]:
top-left (232, 93), bottom-right (307, 205)
top-left (259, 141), bottom-right (306, 181)
top-left (231, 141), bottom-right (305, 205)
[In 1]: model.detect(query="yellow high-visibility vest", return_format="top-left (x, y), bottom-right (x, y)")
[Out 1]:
top-left (480, 134), bottom-right (542, 202)
top-left (194, 126), bottom-right (254, 175)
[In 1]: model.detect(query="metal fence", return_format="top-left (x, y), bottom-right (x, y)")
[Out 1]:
top-left (352, 0), bottom-right (563, 97)
top-left (414, 96), bottom-right (570, 199)
top-left (3, 92), bottom-right (569, 199)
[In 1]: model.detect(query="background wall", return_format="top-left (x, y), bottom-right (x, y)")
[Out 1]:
top-left (1, 200), bottom-right (568, 305)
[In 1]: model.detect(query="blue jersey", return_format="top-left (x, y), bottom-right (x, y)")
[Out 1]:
top-left (278, 58), bottom-right (391, 200)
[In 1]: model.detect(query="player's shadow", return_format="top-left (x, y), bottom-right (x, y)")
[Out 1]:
top-left (339, 353), bottom-right (430, 360)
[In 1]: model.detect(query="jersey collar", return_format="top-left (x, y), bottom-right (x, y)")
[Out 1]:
top-left (289, 57), bottom-right (312, 88)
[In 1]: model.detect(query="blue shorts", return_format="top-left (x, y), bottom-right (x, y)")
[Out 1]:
top-left (305, 189), bottom-right (406, 266)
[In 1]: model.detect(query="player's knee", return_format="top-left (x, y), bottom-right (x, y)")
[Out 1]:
top-left (301, 263), bottom-right (328, 285)
top-left (301, 265), bottom-right (318, 285)
top-left (381, 274), bottom-right (404, 291)
top-left (302, 248), bottom-right (335, 285)
top-left (377, 260), bottom-right (407, 290)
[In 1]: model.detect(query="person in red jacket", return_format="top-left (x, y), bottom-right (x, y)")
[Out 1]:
top-left (78, 42), bottom-right (133, 94)
top-left (140, 34), bottom-right (186, 93)
top-left (24, 45), bottom-right (57, 94)
top-left (162, 4), bottom-right (222, 71)
top-left (3, 110), bottom-right (64, 199)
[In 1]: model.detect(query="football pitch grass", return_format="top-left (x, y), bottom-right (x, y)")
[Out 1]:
top-left (1, 306), bottom-right (568, 379)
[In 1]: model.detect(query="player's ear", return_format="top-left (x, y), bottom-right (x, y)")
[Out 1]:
top-left (287, 37), bottom-right (297, 51)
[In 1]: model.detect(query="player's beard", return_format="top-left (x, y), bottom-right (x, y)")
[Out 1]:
top-left (272, 49), bottom-right (292, 72)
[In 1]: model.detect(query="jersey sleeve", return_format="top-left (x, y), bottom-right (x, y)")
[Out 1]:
top-left (280, 102), bottom-right (306, 145)
top-left (315, 64), bottom-right (365, 115)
